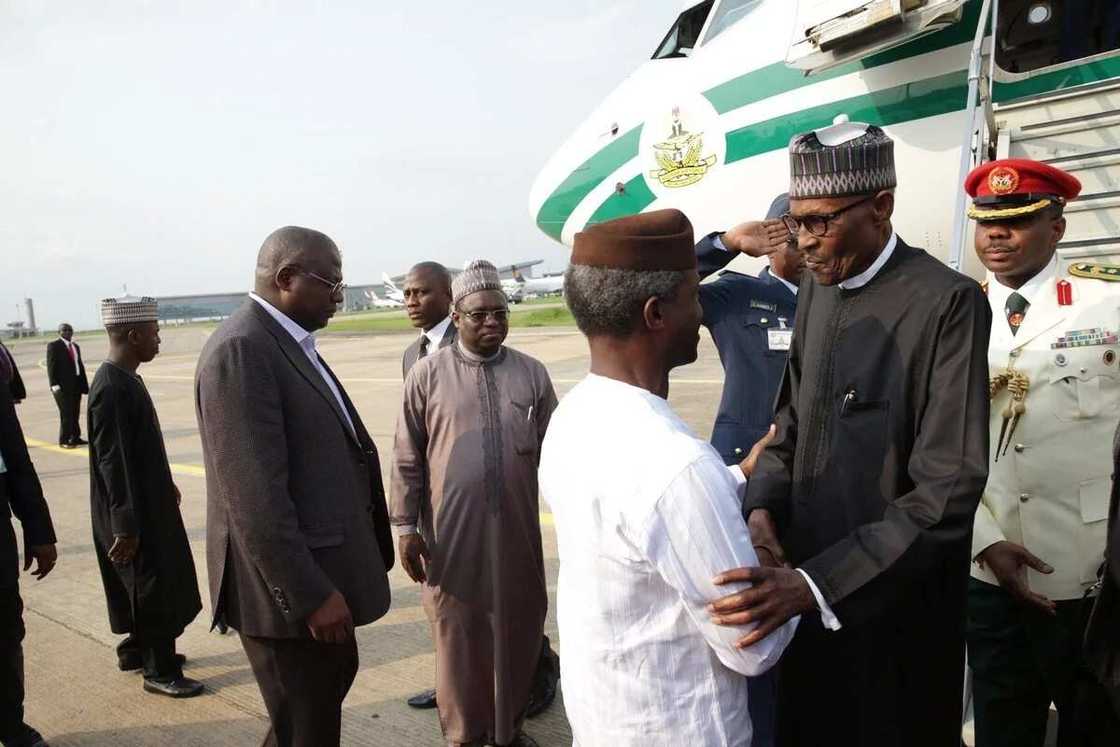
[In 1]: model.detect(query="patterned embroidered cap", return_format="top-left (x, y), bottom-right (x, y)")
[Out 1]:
top-left (100, 295), bottom-right (159, 326)
top-left (788, 122), bottom-right (896, 199)
top-left (452, 260), bottom-right (504, 306)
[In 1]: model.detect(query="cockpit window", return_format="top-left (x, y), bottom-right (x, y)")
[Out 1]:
top-left (995, 0), bottom-right (1120, 74)
top-left (652, 0), bottom-right (715, 59)
top-left (702, 0), bottom-right (762, 45)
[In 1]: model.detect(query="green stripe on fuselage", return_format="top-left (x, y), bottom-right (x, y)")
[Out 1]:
top-left (579, 69), bottom-right (970, 226)
top-left (725, 69), bottom-right (968, 163)
top-left (535, 3), bottom-right (982, 241)
top-left (702, 0), bottom-right (981, 115)
top-left (534, 125), bottom-right (643, 240)
top-left (584, 174), bottom-right (657, 227)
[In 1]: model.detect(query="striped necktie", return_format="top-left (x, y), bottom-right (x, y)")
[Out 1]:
top-left (1005, 292), bottom-right (1029, 335)
top-left (418, 335), bottom-right (430, 359)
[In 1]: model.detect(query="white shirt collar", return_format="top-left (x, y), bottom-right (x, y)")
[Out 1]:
top-left (772, 273), bottom-right (799, 296)
top-left (989, 254), bottom-right (1057, 307)
top-left (838, 232), bottom-right (898, 290)
top-left (423, 315), bottom-right (452, 348)
top-left (59, 337), bottom-right (72, 347)
top-left (250, 292), bottom-right (315, 349)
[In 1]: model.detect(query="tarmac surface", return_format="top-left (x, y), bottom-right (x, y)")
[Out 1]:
top-left (4, 324), bottom-right (725, 746)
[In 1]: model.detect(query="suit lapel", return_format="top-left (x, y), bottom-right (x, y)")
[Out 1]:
top-left (247, 302), bottom-right (361, 448)
top-left (439, 325), bottom-right (457, 350)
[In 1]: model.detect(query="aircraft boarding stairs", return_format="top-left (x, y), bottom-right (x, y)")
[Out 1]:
top-left (993, 80), bottom-right (1120, 269)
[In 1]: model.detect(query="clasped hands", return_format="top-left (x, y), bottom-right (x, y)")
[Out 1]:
top-left (713, 426), bottom-right (815, 649)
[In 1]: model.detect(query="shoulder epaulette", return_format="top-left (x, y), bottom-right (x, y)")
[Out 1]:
top-left (1069, 262), bottom-right (1120, 282)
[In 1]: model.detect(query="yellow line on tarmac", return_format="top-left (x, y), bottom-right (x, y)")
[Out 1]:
top-left (24, 438), bottom-right (206, 477)
top-left (23, 437), bottom-right (556, 525)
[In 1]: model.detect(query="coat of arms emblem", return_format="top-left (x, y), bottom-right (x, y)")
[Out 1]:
top-left (649, 107), bottom-right (717, 189)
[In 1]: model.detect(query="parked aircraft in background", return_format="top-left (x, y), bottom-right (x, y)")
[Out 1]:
top-left (364, 289), bottom-right (404, 309)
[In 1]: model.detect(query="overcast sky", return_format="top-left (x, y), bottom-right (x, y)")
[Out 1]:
top-left (1, 0), bottom-right (682, 329)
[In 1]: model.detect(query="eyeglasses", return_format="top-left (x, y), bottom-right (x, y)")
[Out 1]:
top-left (296, 268), bottom-right (347, 296)
top-left (781, 194), bottom-right (877, 238)
top-left (458, 308), bottom-right (509, 323)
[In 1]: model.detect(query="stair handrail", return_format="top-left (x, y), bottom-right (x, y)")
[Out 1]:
top-left (948, 0), bottom-right (995, 272)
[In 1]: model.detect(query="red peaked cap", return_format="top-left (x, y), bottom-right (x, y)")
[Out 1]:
top-left (965, 159), bottom-right (1081, 220)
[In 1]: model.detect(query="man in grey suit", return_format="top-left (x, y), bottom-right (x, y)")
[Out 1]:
top-left (401, 261), bottom-right (457, 378)
top-left (195, 226), bottom-right (394, 747)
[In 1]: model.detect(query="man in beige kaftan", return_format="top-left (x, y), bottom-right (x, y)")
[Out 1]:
top-left (391, 260), bottom-right (557, 747)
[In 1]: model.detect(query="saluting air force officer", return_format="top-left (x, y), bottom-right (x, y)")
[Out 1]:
top-left (695, 193), bottom-right (803, 467)
top-left (965, 158), bottom-right (1120, 747)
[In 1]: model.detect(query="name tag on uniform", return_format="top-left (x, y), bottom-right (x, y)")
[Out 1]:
top-left (768, 328), bottom-right (792, 351)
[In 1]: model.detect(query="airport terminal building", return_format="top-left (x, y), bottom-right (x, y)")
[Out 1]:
top-left (155, 260), bottom-right (547, 323)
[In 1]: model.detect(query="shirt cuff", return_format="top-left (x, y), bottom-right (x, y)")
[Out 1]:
top-left (796, 568), bottom-right (842, 631)
top-left (725, 463), bottom-right (747, 500)
top-left (713, 234), bottom-right (731, 253)
top-left (393, 524), bottom-right (418, 537)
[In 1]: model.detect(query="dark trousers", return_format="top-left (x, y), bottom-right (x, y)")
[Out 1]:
top-left (967, 578), bottom-right (1110, 747)
top-left (117, 633), bottom-right (180, 681)
top-left (51, 389), bottom-right (80, 445)
top-left (747, 669), bottom-right (776, 747)
top-left (240, 633), bottom-right (358, 747)
top-left (0, 584), bottom-right (25, 741)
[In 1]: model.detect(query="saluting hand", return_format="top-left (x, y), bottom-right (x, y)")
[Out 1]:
top-left (108, 535), bottom-right (139, 565)
top-left (720, 219), bottom-right (793, 258)
top-left (399, 534), bottom-right (431, 584)
top-left (24, 543), bottom-right (57, 580)
top-left (978, 540), bottom-right (1056, 615)
top-left (307, 590), bottom-right (354, 644)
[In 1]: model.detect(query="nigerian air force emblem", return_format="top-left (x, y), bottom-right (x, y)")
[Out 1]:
top-left (649, 107), bottom-right (717, 189)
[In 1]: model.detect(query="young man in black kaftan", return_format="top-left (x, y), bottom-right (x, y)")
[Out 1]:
top-left (709, 124), bottom-right (992, 747)
top-left (88, 296), bottom-right (202, 697)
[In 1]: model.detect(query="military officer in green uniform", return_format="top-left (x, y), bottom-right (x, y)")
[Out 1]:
top-left (965, 158), bottom-right (1118, 747)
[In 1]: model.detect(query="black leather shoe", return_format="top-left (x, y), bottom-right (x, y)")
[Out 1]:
top-left (71, 438), bottom-right (88, 446)
top-left (119, 652), bottom-right (186, 672)
top-left (142, 676), bottom-right (204, 698)
top-left (1, 724), bottom-right (49, 747)
top-left (406, 689), bottom-right (438, 709)
top-left (525, 677), bottom-right (556, 719)
top-left (58, 443), bottom-right (75, 450)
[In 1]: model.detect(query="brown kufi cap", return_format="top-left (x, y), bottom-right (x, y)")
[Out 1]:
top-left (571, 209), bottom-right (696, 271)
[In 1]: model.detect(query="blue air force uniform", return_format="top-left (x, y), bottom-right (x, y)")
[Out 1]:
top-left (697, 233), bottom-right (798, 465)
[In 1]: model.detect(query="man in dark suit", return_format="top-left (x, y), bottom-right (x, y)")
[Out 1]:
top-left (0, 343), bottom-right (24, 405)
top-left (195, 226), bottom-right (394, 747)
top-left (401, 262), bottom-right (457, 378)
top-left (693, 194), bottom-right (801, 747)
top-left (45, 324), bottom-right (88, 448)
top-left (1, 367), bottom-right (56, 747)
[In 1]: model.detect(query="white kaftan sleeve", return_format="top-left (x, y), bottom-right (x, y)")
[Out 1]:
top-left (796, 569), bottom-right (842, 631)
top-left (638, 453), bottom-right (798, 677)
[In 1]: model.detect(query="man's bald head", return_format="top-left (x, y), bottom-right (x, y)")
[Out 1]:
top-left (408, 262), bottom-right (452, 291)
top-left (255, 226), bottom-right (340, 293)
top-left (253, 225), bottom-right (344, 332)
